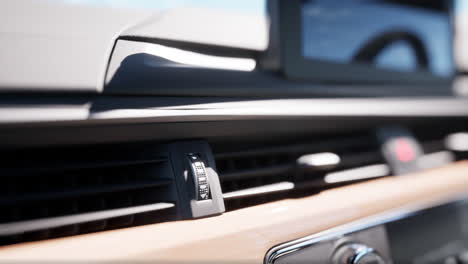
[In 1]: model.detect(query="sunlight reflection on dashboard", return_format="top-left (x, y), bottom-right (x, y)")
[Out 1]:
top-left (145, 43), bottom-right (256, 72)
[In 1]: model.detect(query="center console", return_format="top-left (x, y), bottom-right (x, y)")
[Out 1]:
top-left (266, 197), bottom-right (468, 264)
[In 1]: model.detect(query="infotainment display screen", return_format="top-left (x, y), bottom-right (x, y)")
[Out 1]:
top-left (301, 0), bottom-right (453, 77)
top-left (264, 0), bottom-right (454, 85)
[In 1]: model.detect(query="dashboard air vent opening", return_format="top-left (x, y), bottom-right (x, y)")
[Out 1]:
top-left (0, 144), bottom-right (179, 246)
top-left (214, 133), bottom-right (387, 211)
top-left (413, 125), bottom-right (468, 168)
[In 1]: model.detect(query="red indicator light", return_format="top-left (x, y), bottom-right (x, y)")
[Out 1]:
top-left (395, 138), bottom-right (416, 162)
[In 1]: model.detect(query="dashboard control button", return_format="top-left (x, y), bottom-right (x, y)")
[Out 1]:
top-left (187, 154), bottom-right (211, 201)
top-left (332, 243), bottom-right (386, 264)
top-left (377, 127), bottom-right (424, 175)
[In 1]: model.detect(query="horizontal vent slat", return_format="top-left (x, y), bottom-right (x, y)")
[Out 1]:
top-left (223, 182), bottom-right (294, 200)
top-left (2, 158), bottom-right (168, 177)
top-left (322, 164), bottom-right (390, 184)
top-left (0, 202), bottom-right (175, 236)
top-left (0, 179), bottom-right (173, 206)
top-left (220, 165), bottom-right (292, 181)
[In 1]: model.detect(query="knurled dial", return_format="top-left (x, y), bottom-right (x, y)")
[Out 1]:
top-left (187, 154), bottom-right (210, 200)
top-left (332, 243), bottom-right (386, 264)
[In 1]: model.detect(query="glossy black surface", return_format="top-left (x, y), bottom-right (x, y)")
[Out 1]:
top-left (387, 201), bottom-right (468, 263)
top-left (302, 0), bottom-right (453, 77)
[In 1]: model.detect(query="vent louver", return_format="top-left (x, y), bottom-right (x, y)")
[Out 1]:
top-left (214, 134), bottom-right (387, 211)
top-left (415, 127), bottom-right (468, 168)
top-left (0, 144), bottom-right (178, 245)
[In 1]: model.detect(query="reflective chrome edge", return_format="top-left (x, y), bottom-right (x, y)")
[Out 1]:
top-left (264, 192), bottom-right (468, 264)
top-left (223, 182), bottom-right (295, 200)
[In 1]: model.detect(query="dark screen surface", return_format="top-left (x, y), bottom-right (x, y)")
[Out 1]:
top-left (386, 202), bottom-right (467, 263)
top-left (302, 0), bottom-right (453, 77)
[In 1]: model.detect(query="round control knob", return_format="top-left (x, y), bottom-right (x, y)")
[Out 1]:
top-left (332, 243), bottom-right (386, 264)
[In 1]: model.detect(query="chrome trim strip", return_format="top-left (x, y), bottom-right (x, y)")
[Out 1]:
top-left (223, 182), bottom-right (295, 200)
top-left (144, 43), bottom-right (256, 72)
top-left (445, 132), bottom-right (468, 151)
top-left (297, 152), bottom-right (341, 169)
top-left (264, 192), bottom-right (468, 264)
top-left (417, 151), bottom-right (455, 170)
top-left (0, 106), bottom-right (89, 123)
top-left (2, 98), bottom-right (468, 124)
top-left (0, 202), bottom-right (175, 236)
top-left (324, 164), bottom-right (389, 184)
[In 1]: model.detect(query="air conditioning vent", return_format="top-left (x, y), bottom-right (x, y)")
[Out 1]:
top-left (415, 126), bottom-right (468, 168)
top-left (214, 133), bottom-right (387, 211)
top-left (0, 144), bottom-right (179, 245)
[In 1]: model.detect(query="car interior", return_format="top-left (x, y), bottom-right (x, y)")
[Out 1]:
top-left (1, 0), bottom-right (468, 263)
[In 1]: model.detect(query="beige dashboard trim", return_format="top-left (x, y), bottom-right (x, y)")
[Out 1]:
top-left (1, 162), bottom-right (468, 262)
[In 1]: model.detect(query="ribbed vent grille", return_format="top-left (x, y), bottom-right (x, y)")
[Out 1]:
top-left (214, 134), bottom-right (386, 211)
top-left (415, 127), bottom-right (468, 166)
top-left (415, 127), bottom-right (452, 154)
top-left (0, 144), bottom-right (178, 245)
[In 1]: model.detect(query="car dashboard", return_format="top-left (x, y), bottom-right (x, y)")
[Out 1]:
top-left (1, 1), bottom-right (468, 263)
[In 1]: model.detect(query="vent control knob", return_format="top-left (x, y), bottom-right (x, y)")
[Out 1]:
top-left (332, 243), bottom-right (386, 264)
top-left (187, 154), bottom-right (211, 200)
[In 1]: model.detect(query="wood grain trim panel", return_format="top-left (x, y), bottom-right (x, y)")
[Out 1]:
top-left (1, 162), bottom-right (468, 262)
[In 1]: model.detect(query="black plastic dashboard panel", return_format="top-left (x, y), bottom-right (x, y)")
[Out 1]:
top-left (1, 96), bottom-right (468, 148)
top-left (104, 40), bottom-right (453, 98)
